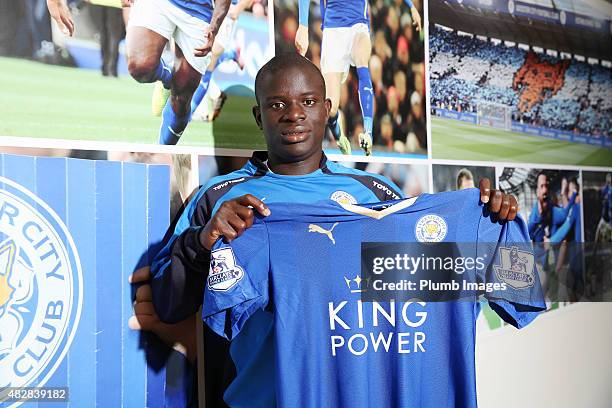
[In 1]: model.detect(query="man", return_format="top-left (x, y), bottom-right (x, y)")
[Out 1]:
top-left (528, 171), bottom-right (576, 296)
top-left (457, 168), bottom-right (475, 190)
top-left (295, 0), bottom-right (422, 156)
top-left (131, 54), bottom-right (518, 406)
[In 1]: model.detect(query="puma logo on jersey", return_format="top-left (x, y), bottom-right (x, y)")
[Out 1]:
top-left (308, 223), bottom-right (339, 244)
top-left (363, 87), bottom-right (374, 94)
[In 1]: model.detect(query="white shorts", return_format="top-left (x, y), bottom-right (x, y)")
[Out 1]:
top-left (320, 23), bottom-right (369, 82)
top-left (128, 0), bottom-right (212, 74)
top-left (215, 16), bottom-right (237, 50)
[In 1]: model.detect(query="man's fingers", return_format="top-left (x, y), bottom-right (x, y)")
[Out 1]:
top-left (226, 214), bottom-right (250, 238)
top-left (508, 195), bottom-right (519, 221)
top-left (128, 315), bottom-right (158, 331)
top-left (490, 190), bottom-right (503, 214)
top-left (135, 284), bottom-right (152, 302)
top-left (498, 195), bottom-right (511, 220)
top-left (235, 194), bottom-right (270, 216)
top-left (62, 13), bottom-right (74, 35)
top-left (129, 266), bottom-right (151, 283)
top-left (134, 301), bottom-right (156, 316)
top-left (60, 15), bottom-right (74, 36)
top-left (479, 178), bottom-right (491, 204)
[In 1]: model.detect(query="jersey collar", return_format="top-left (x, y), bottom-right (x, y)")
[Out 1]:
top-left (339, 196), bottom-right (419, 219)
top-left (249, 151), bottom-right (330, 176)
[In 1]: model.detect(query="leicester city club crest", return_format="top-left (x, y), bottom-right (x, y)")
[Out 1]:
top-left (0, 176), bottom-right (82, 400)
top-left (208, 247), bottom-right (244, 291)
top-left (415, 214), bottom-right (448, 242)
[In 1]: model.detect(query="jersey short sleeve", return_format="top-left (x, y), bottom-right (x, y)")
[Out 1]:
top-left (477, 214), bottom-right (547, 328)
top-left (202, 220), bottom-right (270, 340)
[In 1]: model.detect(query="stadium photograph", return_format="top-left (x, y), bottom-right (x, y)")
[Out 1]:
top-left (428, 0), bottom-right (612, 166)
top-left (0, 0), bottom-right (272, 148)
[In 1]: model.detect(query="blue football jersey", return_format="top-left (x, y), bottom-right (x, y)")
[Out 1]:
top-left (168, 0), bottom-right (213, 23)
top-left (320, 0), bottom-right (370, 29)
top-left (203, 189), bottom-right (546, 407)
top-left (150, 152), bottom-right (403, 406)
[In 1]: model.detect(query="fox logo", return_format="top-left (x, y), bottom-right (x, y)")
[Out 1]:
top-left (513, 52), bottom-right (570, 112)
top-left (308, 223), bottom-right (339, 244)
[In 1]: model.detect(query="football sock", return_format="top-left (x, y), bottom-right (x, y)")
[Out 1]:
top-left (216, 49), bottom-right (237, 68)
top-left (357, 66), bottom-right (374, 135)
top-left (159, 100), bottom-right (190, 145)
top-left (190, 70), bottom-right (213, 115)
top-left (154, 59), bottom-right (173, 89)
top-left (327, 112), bottom-right (341, 141)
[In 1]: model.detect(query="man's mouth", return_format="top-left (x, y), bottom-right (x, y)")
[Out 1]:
top-left (281, 128), bottom-right (310, 143)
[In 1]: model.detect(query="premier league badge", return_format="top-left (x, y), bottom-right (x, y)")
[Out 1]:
top-left (208, 247), bottom-right (244, 291)
top-left (493, 246), bottom-right (536, 289)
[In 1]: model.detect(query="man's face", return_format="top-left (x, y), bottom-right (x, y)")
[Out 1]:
top-left (253, 66), bottom-right (330, 163)
top-left (459, 177), bottom-right (474, 190)
top-left (537, 174), bottom-right (549, 206)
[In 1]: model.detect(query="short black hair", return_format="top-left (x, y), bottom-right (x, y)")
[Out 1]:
top-left (254, 53), bottom-right (326, 104)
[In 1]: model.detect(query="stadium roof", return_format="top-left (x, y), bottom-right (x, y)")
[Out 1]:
top-left (430, 0), bottom-right (612, 61)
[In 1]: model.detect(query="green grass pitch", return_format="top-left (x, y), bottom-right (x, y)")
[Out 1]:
top-left (432, 116), bottom-right (612, 166)
top-left (0, 57), bottom-right (266, 149)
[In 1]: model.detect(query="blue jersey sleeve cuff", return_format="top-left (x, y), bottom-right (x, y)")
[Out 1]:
top-left (486, 298), bottom-right (547, 329)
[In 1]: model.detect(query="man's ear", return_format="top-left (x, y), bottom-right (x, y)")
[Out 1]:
top-left (253, 105), bottom-right (263, 130)
top-left (324, 98), bottom-right (332, 118)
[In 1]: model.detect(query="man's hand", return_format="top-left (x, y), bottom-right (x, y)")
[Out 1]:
top-left (47, 0), bottom-right (75, 36)
top-left (295, 25), bottom-right (309, 56)
top-left (478, 178), bottom-right (519, 221)
top-left (195, 27), bottom-right (215, 57)
top-left (410, 7), bottom-right (422, 32)
top-left (128, 266), bottom-right (198, 363)
top-left (200, 194), bottom-right (270, 250)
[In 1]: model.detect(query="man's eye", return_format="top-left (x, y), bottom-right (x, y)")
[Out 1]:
top-left (271, 102), bottom-right (285, 109)
top-left (304, 99), bottom-right (316, 106)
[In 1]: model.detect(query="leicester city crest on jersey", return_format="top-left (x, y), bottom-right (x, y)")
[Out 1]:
top-left (493, 246), bottom-right (536, 289)
top-left (415, 214), bottom-right (448, 242)
top-left (330, 191), bottom-right (357, 205)
top-left (208, 247), bottom-right (244, 291)
top-left (0, 176), bottom-right (82, 395)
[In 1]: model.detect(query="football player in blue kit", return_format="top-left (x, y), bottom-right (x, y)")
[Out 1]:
top-left (128, 54), bottom-right (519, 406)
top-left (123, 0), bottom-right (231, 145)
top-left (295, 0), bottom-right (421, 155)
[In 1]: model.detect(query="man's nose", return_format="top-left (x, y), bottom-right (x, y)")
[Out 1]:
top-left (284, 101), bottom-right (306, 121)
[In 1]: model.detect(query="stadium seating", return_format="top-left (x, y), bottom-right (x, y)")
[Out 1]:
top-left (429, 26), bottom-right (611, 137)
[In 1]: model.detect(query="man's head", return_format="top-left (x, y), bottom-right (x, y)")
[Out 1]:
top-left (568, 177), bottom-right (579, 196)
top-left (536, 171), bottom-right (549, 209)
top-left (253, 54), bottom-right (330, 170)
top-left (456, 168), bottom-right (474, 190)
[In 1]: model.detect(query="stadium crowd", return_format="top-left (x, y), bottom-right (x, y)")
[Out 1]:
top-left (429, 26), bottom-right (611, 138)
top-left (275, 0), bottom-right (426, 154)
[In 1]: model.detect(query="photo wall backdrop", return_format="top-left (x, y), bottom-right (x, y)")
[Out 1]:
top-left (0, 153), bottom-right (197, 407)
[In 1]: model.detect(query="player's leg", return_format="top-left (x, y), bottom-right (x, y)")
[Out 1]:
top-left (190, 42), bottom-right (222, 116)
top-left (125, 1), bottom-right (172, 86)
top-left (321, 27), bottom-right (352, 155)
top-left (351, 28), bottom-right (373, 156)
top-left (159, 45), bottom-right (202, 145)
